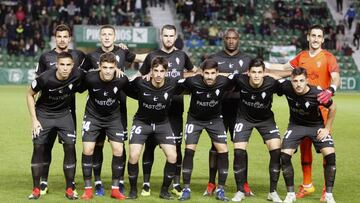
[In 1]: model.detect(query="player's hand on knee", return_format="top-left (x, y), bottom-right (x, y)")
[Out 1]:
top-left (317, 87), bottom-right (335, 105)
top-left (32, 120), bottom-right (43, 139)
top-left (316, 128), bottom-right (330, 141)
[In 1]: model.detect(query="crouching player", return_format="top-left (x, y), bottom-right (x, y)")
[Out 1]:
top-left (279, 68), bottom-right (337, 203)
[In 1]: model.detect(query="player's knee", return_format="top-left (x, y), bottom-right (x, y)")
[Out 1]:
top-left (129, 151), bottom-right (140, 164)
top-left (166, 152), bottom-right (177, 164)
top-left (214, 143), bottom-right (228, 153)
top-left (280, 152), bottom-right (292, 165)
top-left (112, 147), bottom-right (123, 157)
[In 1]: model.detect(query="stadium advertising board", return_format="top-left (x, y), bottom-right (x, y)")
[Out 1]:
top-left (73, 25), bottom-right (158, 48)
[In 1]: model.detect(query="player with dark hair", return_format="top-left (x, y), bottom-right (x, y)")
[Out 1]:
top-left (231, 58), bottom-right (282, 202)
top-left (136, 24), bottom-right (197, 197)
top-left (177, 59), bottom-right (232, 201)
top-left (278, 68), bottom-right (337, 203)
top-left (79, 52), bottom-right (129, 200)
top-left (268, 24), bottom-right (340, 201)
top-left (35, 24), bottom-right (86, 196)
top-left (126, 56), bottom-right (182, 200)
top-left (27, 52), bottom-right (84, 200)
top-left (83, 25), bottom-right (145, 196)
top-left (204, 28), bottom-right (253, 197)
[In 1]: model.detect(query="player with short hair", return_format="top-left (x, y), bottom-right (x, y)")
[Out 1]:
top-left (137, 24), bottom-right (196, 197)
top-left (204, 28), bottom-right (253, 196)
top-left (83, 24), bottom-right (142, 196)
top-left (177, 59), bottom-right (232, 201)
top-left (268, 24), bottom-right (340, 201)
top-left (35, 24), bottom-right (86, 195)
top-left (126, 56), bottom-right (181, 200)
top-left (278, 68), bottom-right (337, 203)
top-left (231, 58), bottom-right (282, 202)
top-left (79, 52), bottom-right (129, 200)
top-left (27, 52), bottom-right (84, 200)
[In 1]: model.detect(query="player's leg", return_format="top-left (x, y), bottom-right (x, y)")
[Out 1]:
top-left (128, 121), bottom-right (149, 199)
top-left (141, 135), bottom-right (156, 196)
top-left (119, 91), bottom-right (127, 193)
top-left (297, 137), bottom-right (315, 198)
top-left (40, 129), bottom-right (56, 195)
top-left (109, 139), bottom-right (126, 200)
top-left (92, 130), bottom-right (105, 196)
top-left (169, 113), bottom-right (183, 196)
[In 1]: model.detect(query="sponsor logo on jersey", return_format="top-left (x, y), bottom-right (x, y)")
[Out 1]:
top-left (95, 98), bottom-right (116, 106)
top-left (142, 102), bottom-right (166, 110)
top-left (196, 100), bottom-right (218, 107)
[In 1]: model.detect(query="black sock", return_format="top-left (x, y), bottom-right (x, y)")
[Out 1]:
top-left (82, 153), bottom-right (92, 188)
top-left (208, 144), bottom-right (217, 184)
top-left (112, 155), bottom-right (123, 187)
top-left (128, 162), bottom-right (139, 192)
top-left (31, 144), bottom-right (45, 188)
top-left (281, 152), bottom-right (294, 192)
top-left (93, 144), bottom-right (104, 182)
top-left (174, 143), bottom-right (182, 185)
top-left (42, 144), bottom-right (53, 182)
top-left (217, 152), bottom-right (229, 187)
top-left (121, 146), bottom-right (126, 181)
top-left (162, 161), bottom-right (176, 190)
top-left (63, 144), bottom-right (76, 189)
top-left (182, 148), bottom-right (195, 187)
top-left (269, 149), bottom-right (281, 192)
top-left (234, 149), bottom-right (247, 192)
top-left (142, 140), bottom-right (156, 183)
top-left (324, 153), bottom-right (336, 193)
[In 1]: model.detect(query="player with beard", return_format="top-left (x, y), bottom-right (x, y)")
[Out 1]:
top-left (136, 24), bottom-right (197, 197)
top-left (204, 28), bottom-right (253, 197)
top-left (278, 68), bottom-right (337, 203)
top-left (35, 24), bottom-right (85, 196)
top-left (178, 59), bottom-right (232, 201)
top-left (268, 25), bottom-right (340, 201)
top-left (27, 52), bottom-right (84, 200)
top-left (83, 25), bottom-right (145, 196)
top-left (126, 57), bottom-right (182, 200)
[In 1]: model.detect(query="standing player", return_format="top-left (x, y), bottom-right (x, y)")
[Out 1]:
top-left (35, 24), bottom-right (86, 195)
top-left (204, 28), bottom-right (253, 196)
top-left (83, 25), bottom-right (143, 196)
top-left (137, 24), bottom-right (196, 197)
top-left (269, 24), bottom-right (340, 201)
top-left (231, 58), bottom-right (282, 202)
top-left (278, 68), bottom-right (337, 203)
top-left (177, 59), bottom-right (231, 201)
top-left (79, 52), bottom-right (129, 200)
top-left (27, 52), bottom-right (83, 200)
top-left (126, 57), bottom-right (180, 200)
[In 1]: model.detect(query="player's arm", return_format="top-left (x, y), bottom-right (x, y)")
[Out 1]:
top-left (318, 71), bottom-right (341, 104)
top-left (317, 102), bottom-right (336, 141)
top-left (134, 53), bottom-right (148, 62)
top-left (265, 62), bottom-right (292, 78)
top-left (26, 88), bottom-right (42, 138)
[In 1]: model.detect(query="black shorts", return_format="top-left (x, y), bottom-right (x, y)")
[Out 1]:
top-left (33, 112), bottom-right (76, 145)
top-left (282, 124), bottom-right (335, 153)
top-left (233, 117), bottom-right (280, 143)
top-left (129, 120), bottom-right (176, 145)
top-left (185, 116), bottom-right (227, 145)
top-left (222, 99), bottom-right (238, 140)
top-left (82, 114), bottom-right (125, 143)
top-left (169, 113), bottom-right (183, 144)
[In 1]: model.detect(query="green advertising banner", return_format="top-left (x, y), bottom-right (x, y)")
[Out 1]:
top-left (73, 25), bottom-right (158, 48)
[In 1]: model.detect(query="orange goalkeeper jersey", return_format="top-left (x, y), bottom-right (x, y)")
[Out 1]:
top-left (289, 49), bottom-right (339, 89)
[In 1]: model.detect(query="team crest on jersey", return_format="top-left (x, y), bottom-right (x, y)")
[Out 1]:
top-left (239, 59), bottom-right (243, 67)
top-left (215, 89), bottom-right (220, 96)
top-left (261, 92), bottom-right (266, 99)
top-left (316, 61), bottom-right (321, 68)
top-left (164, 92), bottom-right (168, 100)
top-left (114, 87), bottom-right (118, 94)
top-left (68, 84), bottom-right (73, 90)
top-left (31, 80), bottom-right (37, 89)
top-left (116, 55), bottom-right (120, 62)
top-left (176, 57), bottom-right (180, 65)
top-left (305, 101), bottom-right (310, 108)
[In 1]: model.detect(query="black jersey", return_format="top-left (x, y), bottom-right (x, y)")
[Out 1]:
top-left (126, 77), bottom-right (180, 124)
top-left (179, 74), bottom-right (233, 120)
top-left (278, 80), bottom-right (333, 126)
top-left (84, 46), bottom-right (136, 71)
top-left (235, 75), bottom-right (280, 123)
top-left (79, 71), bottom-right (129, 119)
top-left (31, 68), bottom-right (84, 118)
top-left (36, 49), bottom-right (86, 75)
top-left (208, 50), bottom-right (252, 74)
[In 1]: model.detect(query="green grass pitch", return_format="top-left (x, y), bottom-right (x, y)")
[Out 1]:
top-left (0, 85), bottom-right (359, 202)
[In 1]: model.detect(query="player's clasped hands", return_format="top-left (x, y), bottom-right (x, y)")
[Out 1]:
top-left (316, 128), bottom-right (330, 141)
top-left (31, 120), bottom-right (43, 139)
